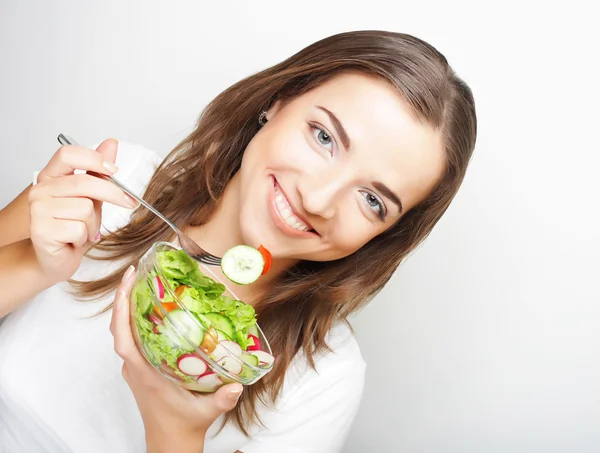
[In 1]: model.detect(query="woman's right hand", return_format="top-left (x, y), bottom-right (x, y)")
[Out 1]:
top-left (27, 139), bottom-right (138, 285)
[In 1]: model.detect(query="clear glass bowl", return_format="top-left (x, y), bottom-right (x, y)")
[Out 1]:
top-left (130, 242), bottom-right (274, 392)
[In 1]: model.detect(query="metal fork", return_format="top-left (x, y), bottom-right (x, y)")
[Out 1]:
top-left (57, 134), bottom-right (221, 266)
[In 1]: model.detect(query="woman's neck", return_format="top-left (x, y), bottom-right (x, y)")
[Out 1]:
top-left (182, 174), bottom-right (296, 305)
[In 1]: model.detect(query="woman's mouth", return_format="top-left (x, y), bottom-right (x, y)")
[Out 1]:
top-left (269, 177), bottom-right (318, 238)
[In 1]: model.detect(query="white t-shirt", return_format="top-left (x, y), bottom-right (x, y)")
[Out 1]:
top-left (0, 142), bottom-right (366, 453)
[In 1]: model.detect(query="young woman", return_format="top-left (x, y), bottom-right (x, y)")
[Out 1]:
top-left (0, 30), bottom-right (477, 452)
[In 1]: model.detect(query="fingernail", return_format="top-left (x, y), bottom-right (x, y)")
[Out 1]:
top-left (94, 231), bottom-right (101, 242)
top-left (122, 265), bottom-right (135, 283)
top-left (103, 161), bottom-right (119, 174)
top-left (124, 195), bottom-right (138, 208)
top-left (227, 386), bottom-right (243, 402)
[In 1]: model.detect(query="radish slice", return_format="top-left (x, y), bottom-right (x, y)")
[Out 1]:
top-left (148, 314), bottom-right (163, 325)
top-left (177, 354), bottom-right (208, 376)
top-left (219, 340), bottom-right (243, 357)
top-left (153, 276), bottom-right (165, 299)
top-left (218, 356), bottom-right (243, 374)
top-left (211, 343), bottom-right (230, 362)
top-left (152, 325), bottom-right (160, 335)
top-left (246, 334), bottom-right (261, 351)
top-left (250, 350), bottom-right (275, 367)
top-left (196, 372), bottom-right (223, 392)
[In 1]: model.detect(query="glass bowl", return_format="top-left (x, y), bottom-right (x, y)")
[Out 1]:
top-left (129, 241), bottom-right (274, 392)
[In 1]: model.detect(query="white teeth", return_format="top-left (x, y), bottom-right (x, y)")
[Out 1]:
top-left (274, 184), bottom-right (312, 232)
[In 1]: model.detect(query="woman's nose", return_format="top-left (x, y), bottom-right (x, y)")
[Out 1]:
top-left (297, 169), bottom-right (347, 220)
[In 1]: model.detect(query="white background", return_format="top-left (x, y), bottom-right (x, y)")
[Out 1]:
top-left (1, 1), bottom-right (599, 452)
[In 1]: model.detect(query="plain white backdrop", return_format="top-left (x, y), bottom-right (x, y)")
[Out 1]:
top-left (1, 1), bottom-right (599, 452)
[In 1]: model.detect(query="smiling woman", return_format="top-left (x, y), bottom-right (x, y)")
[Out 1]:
top-left (0, 30), bottom-right (477, 453)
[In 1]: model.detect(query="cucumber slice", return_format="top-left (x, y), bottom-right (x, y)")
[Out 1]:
top-left (239, 352), bottom-right (260, 379)
top-left (241, 352), bottom-right (259, 367)
top-left (221, 245), bottom-right (265, 285)
top-left (138, 289), bottom-right (153, 316)
top-left (215, 329), bottom-right (232, 342)
top-left (132, 279), bottom-right (153, 316)
top-left (166, 309), bottom-right (205, 347)
top-left (203, 313), bottom-right (235, 339)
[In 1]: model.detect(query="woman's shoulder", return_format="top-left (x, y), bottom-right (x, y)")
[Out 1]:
top-left (112, 141), bottom-right (163, 191)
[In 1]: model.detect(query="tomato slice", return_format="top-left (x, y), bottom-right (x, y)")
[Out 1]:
top-left (258, 245), bottom-right (272, 276)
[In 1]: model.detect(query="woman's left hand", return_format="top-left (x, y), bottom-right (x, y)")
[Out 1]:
top-left (110, 266), bottom-right (243, 453)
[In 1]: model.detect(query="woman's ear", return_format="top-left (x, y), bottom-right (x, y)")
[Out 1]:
top-left (266, 100), bottom-right (283, 121)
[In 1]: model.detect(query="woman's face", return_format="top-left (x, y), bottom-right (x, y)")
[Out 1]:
top-left (236, 73), bottom-right (445, 261)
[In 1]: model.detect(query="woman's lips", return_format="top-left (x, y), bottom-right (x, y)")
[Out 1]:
top-left (269, 176), bottom-right (319, 238)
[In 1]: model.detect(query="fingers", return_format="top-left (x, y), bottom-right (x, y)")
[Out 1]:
top-left (208, 383), bottom-right (244, 415)
top-left (37, 197), bottom-right (99, 242)
top-left (96, 138), bottom-right (118, 167)
top-left (110, 266), bottom-right (144, 365)
top-left (30, 217), bottom-right (89, 252)
top-left (39, 139), bottom-right (119, 181)
top-left (30, 173), bottom-right (137, 209)
top-left (93, 139), bottom-right (120, 220)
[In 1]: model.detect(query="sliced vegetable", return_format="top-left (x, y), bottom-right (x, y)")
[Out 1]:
top-left (148, 313), bottom-right (163, 325)
top-left (241, 352), bottom-right (259, 367)
top-left (196, 371), bottom-right (222, 392)
top-left (166, 309), bottom-right (205, 347)
top-left (177, 354), bottom-right (208, 376)
top-left (153, 276), bottom-right (165, 299)
top-left (221, 245), bottom-right (265, 285)
top-left (217, 356), bottom-right (243, 374)
top-left (219, 340), bottom-right (243, 358)
top-left (175, 284), bottom-right (190, 297)
top-left (211, 343), bottom-right (229, 362)
top-left (246, 334), bottom-right (261, 351)
top-left (203, 313), bottom-right (235, 339)
top-left (152, 301), bottom-right (179, 317)
top-left (258, 245), bottom-right (272, 276)
top-left (216, 329), bottom-right (232, 341)
top-left (250, 350), bottom-right (275, 368)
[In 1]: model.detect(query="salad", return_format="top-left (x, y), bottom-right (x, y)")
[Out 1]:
top-left (131, 248), bottom-right (274, 392)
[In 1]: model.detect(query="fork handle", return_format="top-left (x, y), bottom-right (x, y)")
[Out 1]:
top-left (57, 134), bottom-right (180, 233)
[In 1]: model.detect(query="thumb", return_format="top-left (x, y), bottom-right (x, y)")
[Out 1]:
top-left (212, 383), bottom-right (243, 414)
top-left (96, 138), bottom-right (119, 167)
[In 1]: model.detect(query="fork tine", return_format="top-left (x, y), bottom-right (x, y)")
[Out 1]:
top-left (193, 254), bottom-right (221, 266)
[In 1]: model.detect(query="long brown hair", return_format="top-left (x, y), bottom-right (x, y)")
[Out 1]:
top-left (73, 30), bottom-right (477, 434)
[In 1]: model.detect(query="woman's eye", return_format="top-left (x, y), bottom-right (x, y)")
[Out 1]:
top-left (309, 123), bottom-right (334, 153)
top-left (361, 191), bottom-right (386, 221)
top-left (316, 129), bottom-right (331, 146)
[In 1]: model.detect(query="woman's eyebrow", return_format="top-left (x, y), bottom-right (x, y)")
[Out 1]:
top-left (373, 182), bottom-right (403, 214)
top-left (316, 106), bottom-right (351, 150)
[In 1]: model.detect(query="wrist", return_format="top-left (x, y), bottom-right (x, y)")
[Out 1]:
top-left (23, 240), bottom-right (57, 289)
